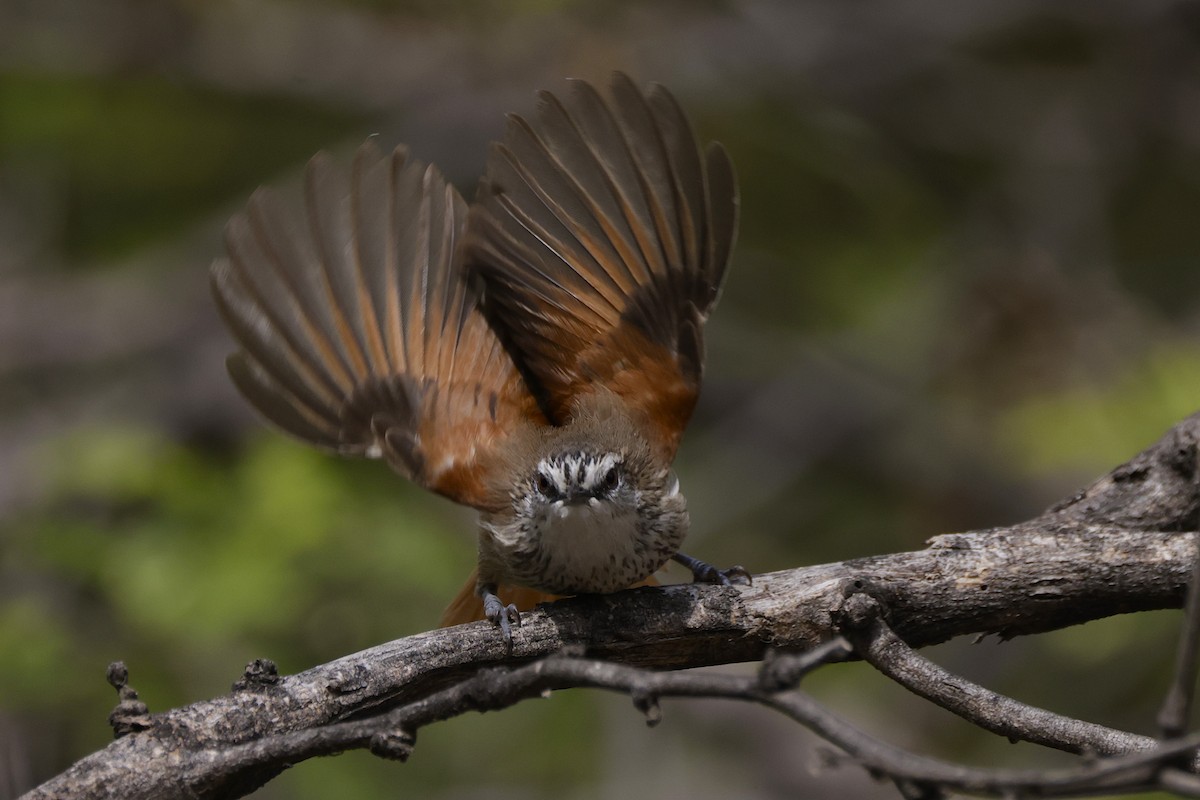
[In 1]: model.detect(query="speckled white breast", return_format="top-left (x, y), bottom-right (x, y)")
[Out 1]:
top-left (535, 499), bottom-right (648, 592)
top-left (480, 497), bottom-right (685, 595)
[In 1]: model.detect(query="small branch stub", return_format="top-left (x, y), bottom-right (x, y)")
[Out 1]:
top-left (105, 661), bottom-right (150, 739)
top-left (631, 689), bottom-right (662, 727)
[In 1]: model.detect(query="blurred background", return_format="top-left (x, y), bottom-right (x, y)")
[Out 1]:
top-left (3, 0), bottom-right (1200, 798)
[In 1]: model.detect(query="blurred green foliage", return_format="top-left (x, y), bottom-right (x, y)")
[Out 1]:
top-left (0, 73), bottom-right (364, 260)
top-left (1113, 153), bottom-right (1200, 317)
top-left (23, 424), bottom-right (470, 656)
top-left (715, 97), bottom-right (946, 334)
top-left (1002, 342), bottom-right (1200, 474)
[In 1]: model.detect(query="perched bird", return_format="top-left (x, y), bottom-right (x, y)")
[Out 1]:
top-left (210, 73), bottom-right (746, 649)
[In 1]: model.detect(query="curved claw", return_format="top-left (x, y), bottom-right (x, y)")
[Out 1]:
top-left (714, 564), bottom-right (753, 586)
top-left (672, 552), bottom-right (753, 587)
top-left (482, 591), bottom-right (522, 654)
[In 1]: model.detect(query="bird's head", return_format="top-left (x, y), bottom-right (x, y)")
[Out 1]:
top-left (530, 451), bottom-right (627, 511)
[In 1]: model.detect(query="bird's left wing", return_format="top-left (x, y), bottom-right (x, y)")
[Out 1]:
top-left (211, 142), bottom-right (543, 509)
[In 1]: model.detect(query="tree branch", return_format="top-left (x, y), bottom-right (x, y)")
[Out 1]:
top-left (22, 412), bottom-right (1200, 800)
top-left (839, 592), bottom-right (1174, 760)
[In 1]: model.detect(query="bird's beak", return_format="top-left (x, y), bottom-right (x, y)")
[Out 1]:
top-left (565, 487), bottom-right (595, 505)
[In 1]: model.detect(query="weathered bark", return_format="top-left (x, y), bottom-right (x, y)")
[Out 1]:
top-left (22, 412), bottom-right (1200, 800)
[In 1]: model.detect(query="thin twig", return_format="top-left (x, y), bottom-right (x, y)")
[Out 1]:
top-left (838, 592), bottom-right (1170, 761)
top-left (1160, 531), bottom-right (1200, 738)
top-left (36, 649), bottom-right (1200, 800)
top-left (182, 654), bottom-right (1200, 799)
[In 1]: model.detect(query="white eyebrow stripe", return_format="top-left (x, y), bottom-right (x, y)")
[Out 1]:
top-left (537, 452), bottom-right (624, 493)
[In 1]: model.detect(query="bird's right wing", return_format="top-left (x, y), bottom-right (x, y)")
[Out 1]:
top-left (466, 73), bottom-right (738, 463)
top-left (211, 142), bottom-right (543, 510)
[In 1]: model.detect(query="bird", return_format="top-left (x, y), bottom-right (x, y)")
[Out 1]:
top-left (210, 73), bottom-right (747, 650)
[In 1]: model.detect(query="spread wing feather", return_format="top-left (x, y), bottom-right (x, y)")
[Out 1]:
top-left (211, 142), bottom-right (540, 509)
top-left (467, 73), bottom-right (739, 458)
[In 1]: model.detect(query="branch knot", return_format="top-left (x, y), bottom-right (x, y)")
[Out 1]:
top-left (631, 688), bottom-right (662, 727)
top-left (832, 580), bottom-right (888, 636)
top-left (368, 728), bottom-right (416, 762)
top-left (233, 659), bottom-right (281, 692)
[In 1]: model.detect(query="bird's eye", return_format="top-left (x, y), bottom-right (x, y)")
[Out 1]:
top-left (535, 473), bottom-right (554, 495)
top-left (601, 466), bottom-right (619, 491)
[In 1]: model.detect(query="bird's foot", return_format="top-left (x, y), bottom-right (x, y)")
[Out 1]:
top-left (672, 552), bottom-right (752, 586)
top-left (482, 590), bottom-right (521, 654)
